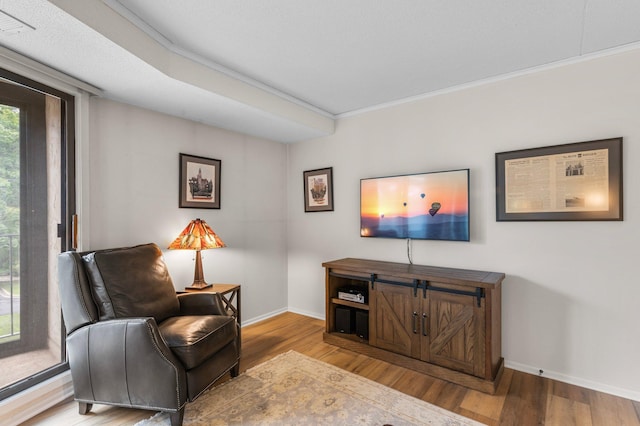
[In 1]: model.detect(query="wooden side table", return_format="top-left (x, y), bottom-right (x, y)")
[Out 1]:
top-left (183, 284), bottom-right (243, 360)
top-left (185, 283), bottom-right (241, 326)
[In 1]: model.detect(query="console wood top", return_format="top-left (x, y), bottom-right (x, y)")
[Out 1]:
top-left (322, 258), bottom-right (504, 289)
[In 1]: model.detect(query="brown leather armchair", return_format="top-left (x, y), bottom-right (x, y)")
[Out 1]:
top-left (58, 243), bottom-right (240, 426)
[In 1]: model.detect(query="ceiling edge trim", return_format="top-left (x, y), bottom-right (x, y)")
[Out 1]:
top-left (103, 0), bottom-right (334, 120)
top-left (337, 41), bottom-right (640, 120)
top-left (0, 44), bottom-right (103, 96)
top-left (50, 0), bottom-right (334, 136)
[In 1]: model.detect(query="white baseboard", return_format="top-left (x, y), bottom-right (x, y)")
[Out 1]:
top-left (241, 307), bottom-right (323, 327)
top-left (241, 307), bottom-right (288, 327)
top-left (0, 370), bottom-right (74, 426)
top-left (287, 307), bottom-right (324, 321)
top-left (505, 360), bottom-right (640, 402)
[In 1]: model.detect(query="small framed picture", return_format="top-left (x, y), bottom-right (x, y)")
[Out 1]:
top-left (304, 167), bottom-right (334, 212)
top-left (179, 153), bottom-right (221, 209)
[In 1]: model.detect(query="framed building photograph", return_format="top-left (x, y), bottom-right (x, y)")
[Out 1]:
top-left (496, 137), bottom-right (622, 221)
top-left (179, 153), bottom-right (221, 209)
top-left (304, 167), bottom-right (334, 212)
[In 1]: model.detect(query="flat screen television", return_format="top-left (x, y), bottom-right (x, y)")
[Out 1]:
top-left (360, 169), bottom-right (470, 241)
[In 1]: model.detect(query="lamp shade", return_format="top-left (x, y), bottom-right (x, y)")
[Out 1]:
top-left (168, 218), bottom-right (226, 251)
top-left (168, 218), bottom-right (225, 290)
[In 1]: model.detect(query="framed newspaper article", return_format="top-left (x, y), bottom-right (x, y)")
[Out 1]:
top-left (496, 138), bottom-right (622, 221)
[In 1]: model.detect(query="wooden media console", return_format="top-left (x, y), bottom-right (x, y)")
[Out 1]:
top-left (323, 258), bottom-right (505, 394)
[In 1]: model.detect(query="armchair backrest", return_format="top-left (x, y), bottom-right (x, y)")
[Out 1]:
top-left (58, 251), bottom-right (99, 334)
top-left (59, 243), bottom-right (180, 335)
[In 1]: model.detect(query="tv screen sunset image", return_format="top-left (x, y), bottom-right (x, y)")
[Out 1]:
top-left (360, 169), bottom-right (469, 241)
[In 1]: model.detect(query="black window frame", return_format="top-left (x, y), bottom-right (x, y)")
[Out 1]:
top-left (0, 67), bottom-right (75, 400)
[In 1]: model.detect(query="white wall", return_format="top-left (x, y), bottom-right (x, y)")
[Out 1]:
top-left (85, 48), bottom-right (640, 401)
top-left (87, 98), bottom-right (288, 323)
top-left (287, 48), bottom-right (640, 400)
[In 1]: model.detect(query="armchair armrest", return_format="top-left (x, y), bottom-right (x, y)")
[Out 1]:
top-left (177, 292), bottom-right (228, 316)
top-left (66, 317), bottom-right (187, 411)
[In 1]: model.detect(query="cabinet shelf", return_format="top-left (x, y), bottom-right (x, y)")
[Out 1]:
top-left (330, 298), bottom-right (369, 311)
top-left (326, 331), bottom-right (368, 344)
top-left (323, 257), bottom-right (505, 394)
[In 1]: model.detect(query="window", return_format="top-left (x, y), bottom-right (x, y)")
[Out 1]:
top-left (0, 68), bottom-right (75, 399)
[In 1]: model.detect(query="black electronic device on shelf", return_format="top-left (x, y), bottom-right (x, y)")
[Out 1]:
top-left (337, 285), bottom-right (368, 304)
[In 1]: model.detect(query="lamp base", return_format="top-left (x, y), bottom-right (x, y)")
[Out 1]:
top-left (185, 282), bottom-right (213, 291)
top-left (186, 250), bottom-right (212, 290)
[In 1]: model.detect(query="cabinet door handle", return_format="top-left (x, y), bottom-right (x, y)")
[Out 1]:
top-left (412, 312), bottom-right (418, 334)
top-left (422, 313), bottom-right (428, 336)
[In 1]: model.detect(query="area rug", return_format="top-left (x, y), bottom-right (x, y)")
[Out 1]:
top-left (136, 350), bottom-right (483, 426)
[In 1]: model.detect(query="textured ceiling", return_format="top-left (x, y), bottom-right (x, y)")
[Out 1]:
top-left (1, 0), bottom-right (640, 142)
top-left (114, 0), bottom-right (640, 114)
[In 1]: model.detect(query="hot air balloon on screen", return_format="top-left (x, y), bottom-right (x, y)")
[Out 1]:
top-left (429, 202), bottom-right (441, 216)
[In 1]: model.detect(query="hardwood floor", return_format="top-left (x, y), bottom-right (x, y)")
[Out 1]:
top-left (22, 312), bottom-right (640, 425)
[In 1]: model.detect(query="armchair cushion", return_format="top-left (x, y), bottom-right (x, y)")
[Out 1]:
top-left (159, 315), bottom-right (237, 369)
top-left (82, 243), bottom-right (180, 323)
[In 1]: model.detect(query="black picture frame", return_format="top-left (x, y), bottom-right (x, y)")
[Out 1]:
top-left (304, 167), bottom-right (334, 212)
top-left (496, 137), bottom-right (622, 221)
top-left (179, 153), bottom-right (221, 209)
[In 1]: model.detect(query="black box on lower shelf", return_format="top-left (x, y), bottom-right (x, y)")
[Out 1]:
top-left (335, 306), bottom-right (354, 334)
top-left (355, 310), bottom-right (369, 340)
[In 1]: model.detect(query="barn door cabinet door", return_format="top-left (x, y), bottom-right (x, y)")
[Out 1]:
top-left (425, 286), bottom-right (485, 377)
top-left (369, 281), bottom-right (485, 378)
top-left (369, 281), bottom-right (421, 358)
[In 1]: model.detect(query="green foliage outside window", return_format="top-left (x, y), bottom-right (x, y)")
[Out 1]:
top-left (0, 104), bottom-right (20, 278)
